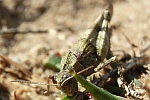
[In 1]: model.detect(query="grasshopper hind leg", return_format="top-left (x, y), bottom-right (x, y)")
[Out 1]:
top-left (96, 30), bottom-right (109, 62)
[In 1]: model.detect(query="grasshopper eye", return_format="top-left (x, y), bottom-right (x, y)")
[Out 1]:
top-left (62, 73), bottom-right (71, 81)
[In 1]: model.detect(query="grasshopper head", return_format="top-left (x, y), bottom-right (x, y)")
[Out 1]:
top-left (53, 70), bottom-right (78, 96)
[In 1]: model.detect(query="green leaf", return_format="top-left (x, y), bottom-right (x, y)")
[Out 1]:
top-left (70, 70), bottom-right (121, 100)
top-left (44, 55), bottom-right (61, 71)
top-left (61, 96), bottom-right (73, 100)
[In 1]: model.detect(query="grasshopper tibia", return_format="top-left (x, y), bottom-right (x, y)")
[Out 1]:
top-left (94, 56), bottom-right (117, 72)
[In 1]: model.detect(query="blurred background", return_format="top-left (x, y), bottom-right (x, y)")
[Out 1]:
top-left (0, 0), bottom-right (149, 100)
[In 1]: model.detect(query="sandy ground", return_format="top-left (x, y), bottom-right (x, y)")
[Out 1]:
top-left (0, 0), bottom-right (150, 100)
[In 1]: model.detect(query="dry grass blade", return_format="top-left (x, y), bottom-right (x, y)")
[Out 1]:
top-left (0, 54), bottom-right (31, 79)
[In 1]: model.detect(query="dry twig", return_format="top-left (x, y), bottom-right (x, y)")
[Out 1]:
top-left (0, 54), bottom-right (31, 80)
top-left (93, 56), bottom-right (148, 87)
top-left (0, 28), bottom-right (48, 35)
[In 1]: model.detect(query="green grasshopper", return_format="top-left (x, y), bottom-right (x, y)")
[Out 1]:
top-left (52, 4), bottom-right (116, 96)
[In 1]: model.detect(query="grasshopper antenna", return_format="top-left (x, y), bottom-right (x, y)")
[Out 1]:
top-left (11, 80), bottom-right (57, 86)
top-left (11, 76), bottom-right (58, 94)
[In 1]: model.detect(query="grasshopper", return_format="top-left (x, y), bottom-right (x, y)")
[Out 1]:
top-left (52, 4), bottom-right (116, 96)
